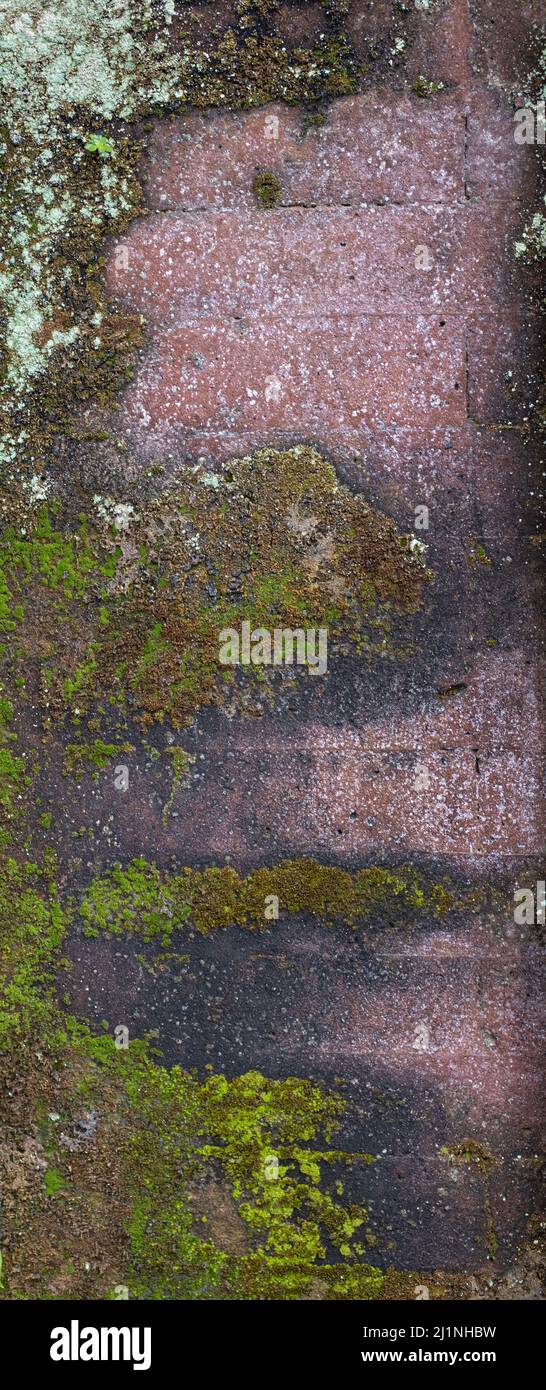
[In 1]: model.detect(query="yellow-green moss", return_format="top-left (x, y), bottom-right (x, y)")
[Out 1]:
top-left (468, 540), bottom-right (492, 568)
top-left (78, 857), bottom-right (457, 943)
top-left (0, 844), bottom-right (509, 1301)
top-left (0, 854), bottom-right (65, 1047)
top-left (63, 738), bottom-right (133, 776)
top-left (74, 1043), bottom-right (382, 1301)
top-left (0, 3), bottom-right (520, 1302)
top-left (162, 746), bottom-right (195, 824)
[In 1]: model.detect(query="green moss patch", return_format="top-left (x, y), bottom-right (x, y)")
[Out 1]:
top-left (63, 738), bottom-right (133, 776)
top-left (253, 170), bottom-right (283, 206)
top-left (1, 448), bottom-right (430, 732)
top-left (78, 856), bottom-right (455, 944)
top-left (0, 854), bottom-right (65, 1047)
top-left (115, 1058), bottom-right (377, 1300)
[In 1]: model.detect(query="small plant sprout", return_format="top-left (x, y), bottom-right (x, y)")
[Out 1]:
top-left (84, 133), bottom-right (114, 156)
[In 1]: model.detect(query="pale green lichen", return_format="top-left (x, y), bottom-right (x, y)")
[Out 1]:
top-left (0, 2), bottom-right (183, 131)
top-left (0, 0), bottom-right (182, 460)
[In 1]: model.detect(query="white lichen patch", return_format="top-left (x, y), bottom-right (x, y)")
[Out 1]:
top-left (199, 472), bottom-right (222, 490)
top-left (407, 535), bottom-right (428, 560)
top-left (0, 0), bottom-right (188, 455)
top-left (0, 1), bottom-right (185, 132)
top-left (22, 472), bottom-right (53, 505)
top-left (93, 495), bottom-right (138, 530)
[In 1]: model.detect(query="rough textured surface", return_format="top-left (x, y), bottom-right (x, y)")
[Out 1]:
top-left (0, 0), bottom-right (545, 1302)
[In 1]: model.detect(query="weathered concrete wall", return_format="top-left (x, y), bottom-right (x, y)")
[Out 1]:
top-left (1, 0), bottom-right (544, 1300)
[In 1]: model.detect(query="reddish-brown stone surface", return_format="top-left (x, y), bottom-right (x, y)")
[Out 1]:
top-left (107, 207), bottom-right (526, 323)
top-left (107, 88), bottom-right (541, 459)
top-left (139, 97), bottom-right (466, 210)
top-left (115, 314), bottom-right (466, 444)
top-left (61, 0), bottom-right (545, 1279)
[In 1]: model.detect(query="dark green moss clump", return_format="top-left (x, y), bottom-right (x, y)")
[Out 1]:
top-left (253, 170), bottom-right (283, 206)
top-left (1, 447), bottom-right (431, 733)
